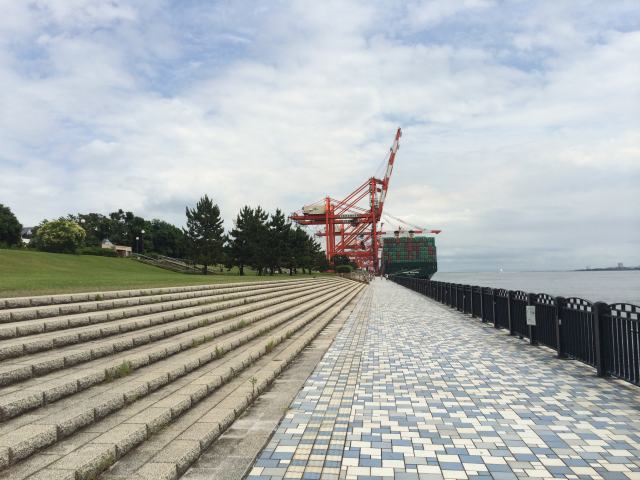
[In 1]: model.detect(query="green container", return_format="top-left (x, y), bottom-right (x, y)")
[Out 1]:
top-left (382, 235), bottom-right (437, 279)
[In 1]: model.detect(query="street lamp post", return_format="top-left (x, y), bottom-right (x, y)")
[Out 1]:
top-left (140, 230), bottom-right (145, 254)
top-left (135, 236), bottom-right (139, 254)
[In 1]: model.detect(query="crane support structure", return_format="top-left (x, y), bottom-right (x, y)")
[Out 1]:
top-left (290, 128), bottom-right (402, 273)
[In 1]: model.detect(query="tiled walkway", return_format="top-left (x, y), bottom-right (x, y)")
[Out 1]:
top-left (247, 279), bottom-right (640, 480)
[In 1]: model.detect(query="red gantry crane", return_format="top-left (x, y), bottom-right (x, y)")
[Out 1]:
top-left (290, 128), bottom-right (403, 273)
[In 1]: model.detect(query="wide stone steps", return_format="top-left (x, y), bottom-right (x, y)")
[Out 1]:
top-left (0, 280), bottom-right (336, 386)
top-left (0, 277), bottom-right (364, 479)
top-left (0, 278), bottom-right (324, 340)
top-left (103, 288), bottom-right (362, 480)
top-left (0, 280), bottom-right (347, 421)
top-left (0, 281), bottom-right (284, 324)
top-left (0, 279), bottom-right (307, 310)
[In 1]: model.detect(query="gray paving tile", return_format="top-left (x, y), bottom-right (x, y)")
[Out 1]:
top-left (247, 279), bottom-right (640, 480)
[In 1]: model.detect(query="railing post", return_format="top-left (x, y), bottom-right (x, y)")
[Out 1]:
top-left (470, 286), bottom-right (475, 318)
top-left (480, 288), bottom-right (485, 322)
top-left (593, 302), bottom-right (610, 377)
top-left (448, 283), bottom-right (453, 307)
top-left (492, 289), bottom-right (498, 329)
top-left (507, 290), bottom-right (514, 335)
top-left (527, 293), bottom-right (538, 346)
top-left (555, 296), bottom-right (565, 358)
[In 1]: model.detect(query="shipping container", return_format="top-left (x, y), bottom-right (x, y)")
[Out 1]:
top-left (381, 235), bottom-right (437, 279)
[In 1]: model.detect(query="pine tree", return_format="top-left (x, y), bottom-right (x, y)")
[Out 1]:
top-left (248, 206), bottom-right (269, 275)
top-left (303, 230), bottom-right (322, 274)
top-left (183, 195), bottom-right (224, 275)
top-left (265, 209), bottom-right (290, 275)
top-left (227, 206), bottom-right (254, 275)
top-left (285, 227), bottom-right (304, 275)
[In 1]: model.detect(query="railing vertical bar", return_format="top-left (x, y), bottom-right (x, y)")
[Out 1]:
top-left (555, 297), bottom-right (565, 358)
top-left (507, 290), bottom-right (514, 335)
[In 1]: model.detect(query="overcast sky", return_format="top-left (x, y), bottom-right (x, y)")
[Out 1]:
top-left (1, 0), bottom-right (639, 272)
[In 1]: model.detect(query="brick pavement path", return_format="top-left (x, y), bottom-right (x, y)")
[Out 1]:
top-left (247, 279), bottom-right (640, 480)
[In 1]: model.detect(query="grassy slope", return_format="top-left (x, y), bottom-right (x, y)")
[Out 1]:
top-left (0, 250), bottom-right (323, 297)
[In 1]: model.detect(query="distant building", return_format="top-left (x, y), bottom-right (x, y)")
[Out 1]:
top-left (21, 227), bottom-right (35, 245)
top-left (101, 239), bottom-right (132, 257)
top-left (618, 262), bottom-right (624, 269)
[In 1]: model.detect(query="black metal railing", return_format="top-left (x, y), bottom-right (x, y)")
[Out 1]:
top-left (534, 293), bottom-right (558, 350)
top-left (481, 287), bottom-right (494, 324)
top-left (495, 289), bottom-right (510, 331)
top-left (391, 276), bottom-right (640, 387)
top-left (471, 286), bottom-right (482, 318)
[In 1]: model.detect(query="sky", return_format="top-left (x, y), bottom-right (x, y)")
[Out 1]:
top-left (0, 0), bottom-right (639, 272)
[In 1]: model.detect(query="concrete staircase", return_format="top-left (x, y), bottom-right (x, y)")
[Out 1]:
top-left (0, 277), bottom-right (365, 480)
top-left (132, 254), bottom-right (201, 274)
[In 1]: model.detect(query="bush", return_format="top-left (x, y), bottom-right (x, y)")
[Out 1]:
top-left (79, 246), bottom-right (118, 257)
top-left (34, 219), bottom-right (86, 253)
top-left (335, 265), bottom-right (353, 273)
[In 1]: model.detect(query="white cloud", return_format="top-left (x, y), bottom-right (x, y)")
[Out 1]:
top-left (405, 0), bottom-right (494, 29)
top-left (0, 0), bottom-right (638, 270)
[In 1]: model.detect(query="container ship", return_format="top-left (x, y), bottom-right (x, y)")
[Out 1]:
top-left (381, 232), bottom-right (437, 279)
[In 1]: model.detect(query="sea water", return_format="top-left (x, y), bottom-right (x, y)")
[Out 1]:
top-left (432, 270), bottom-right (640, 305)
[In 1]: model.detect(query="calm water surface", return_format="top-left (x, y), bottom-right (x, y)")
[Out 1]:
top-left (432, 271), bottom-right (640, 305)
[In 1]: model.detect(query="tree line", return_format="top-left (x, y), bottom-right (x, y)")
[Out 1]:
top-left (0, 198), bottom-right (329, 275)
top-left (185, 195), bottom-right (327, 275)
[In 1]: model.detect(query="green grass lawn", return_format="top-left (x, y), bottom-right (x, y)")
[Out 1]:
top-left (0, 249), bottom-right (325, 298)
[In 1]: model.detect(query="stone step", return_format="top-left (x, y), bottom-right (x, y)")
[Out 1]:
top-left (0, 278), bottom-right (314, 310)
top-left (0, 278), bottom-right (322, 330)
top-left (101, 287), bottom-right (362, 480)
top-left (0, 279), bottom-right (339, 365)
top-left (103, 287), bottom-right (363, 480)
top-left (0, 283), bottom-right (363, 478)
top-left (0, 282), bottom-right (351, 435)
top-left (0, 281), bottom-right (349, 418)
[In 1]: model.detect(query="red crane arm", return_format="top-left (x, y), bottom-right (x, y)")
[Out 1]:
top-left (375, 127), bottom-right (401, 217)
top-left (289, 128), bottom-right (404, 273)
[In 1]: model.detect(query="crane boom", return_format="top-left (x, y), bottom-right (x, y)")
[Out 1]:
top-left (290, 128), bottom-right (403, 273)
top-left (376, 127), bottom-right (402, 216)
